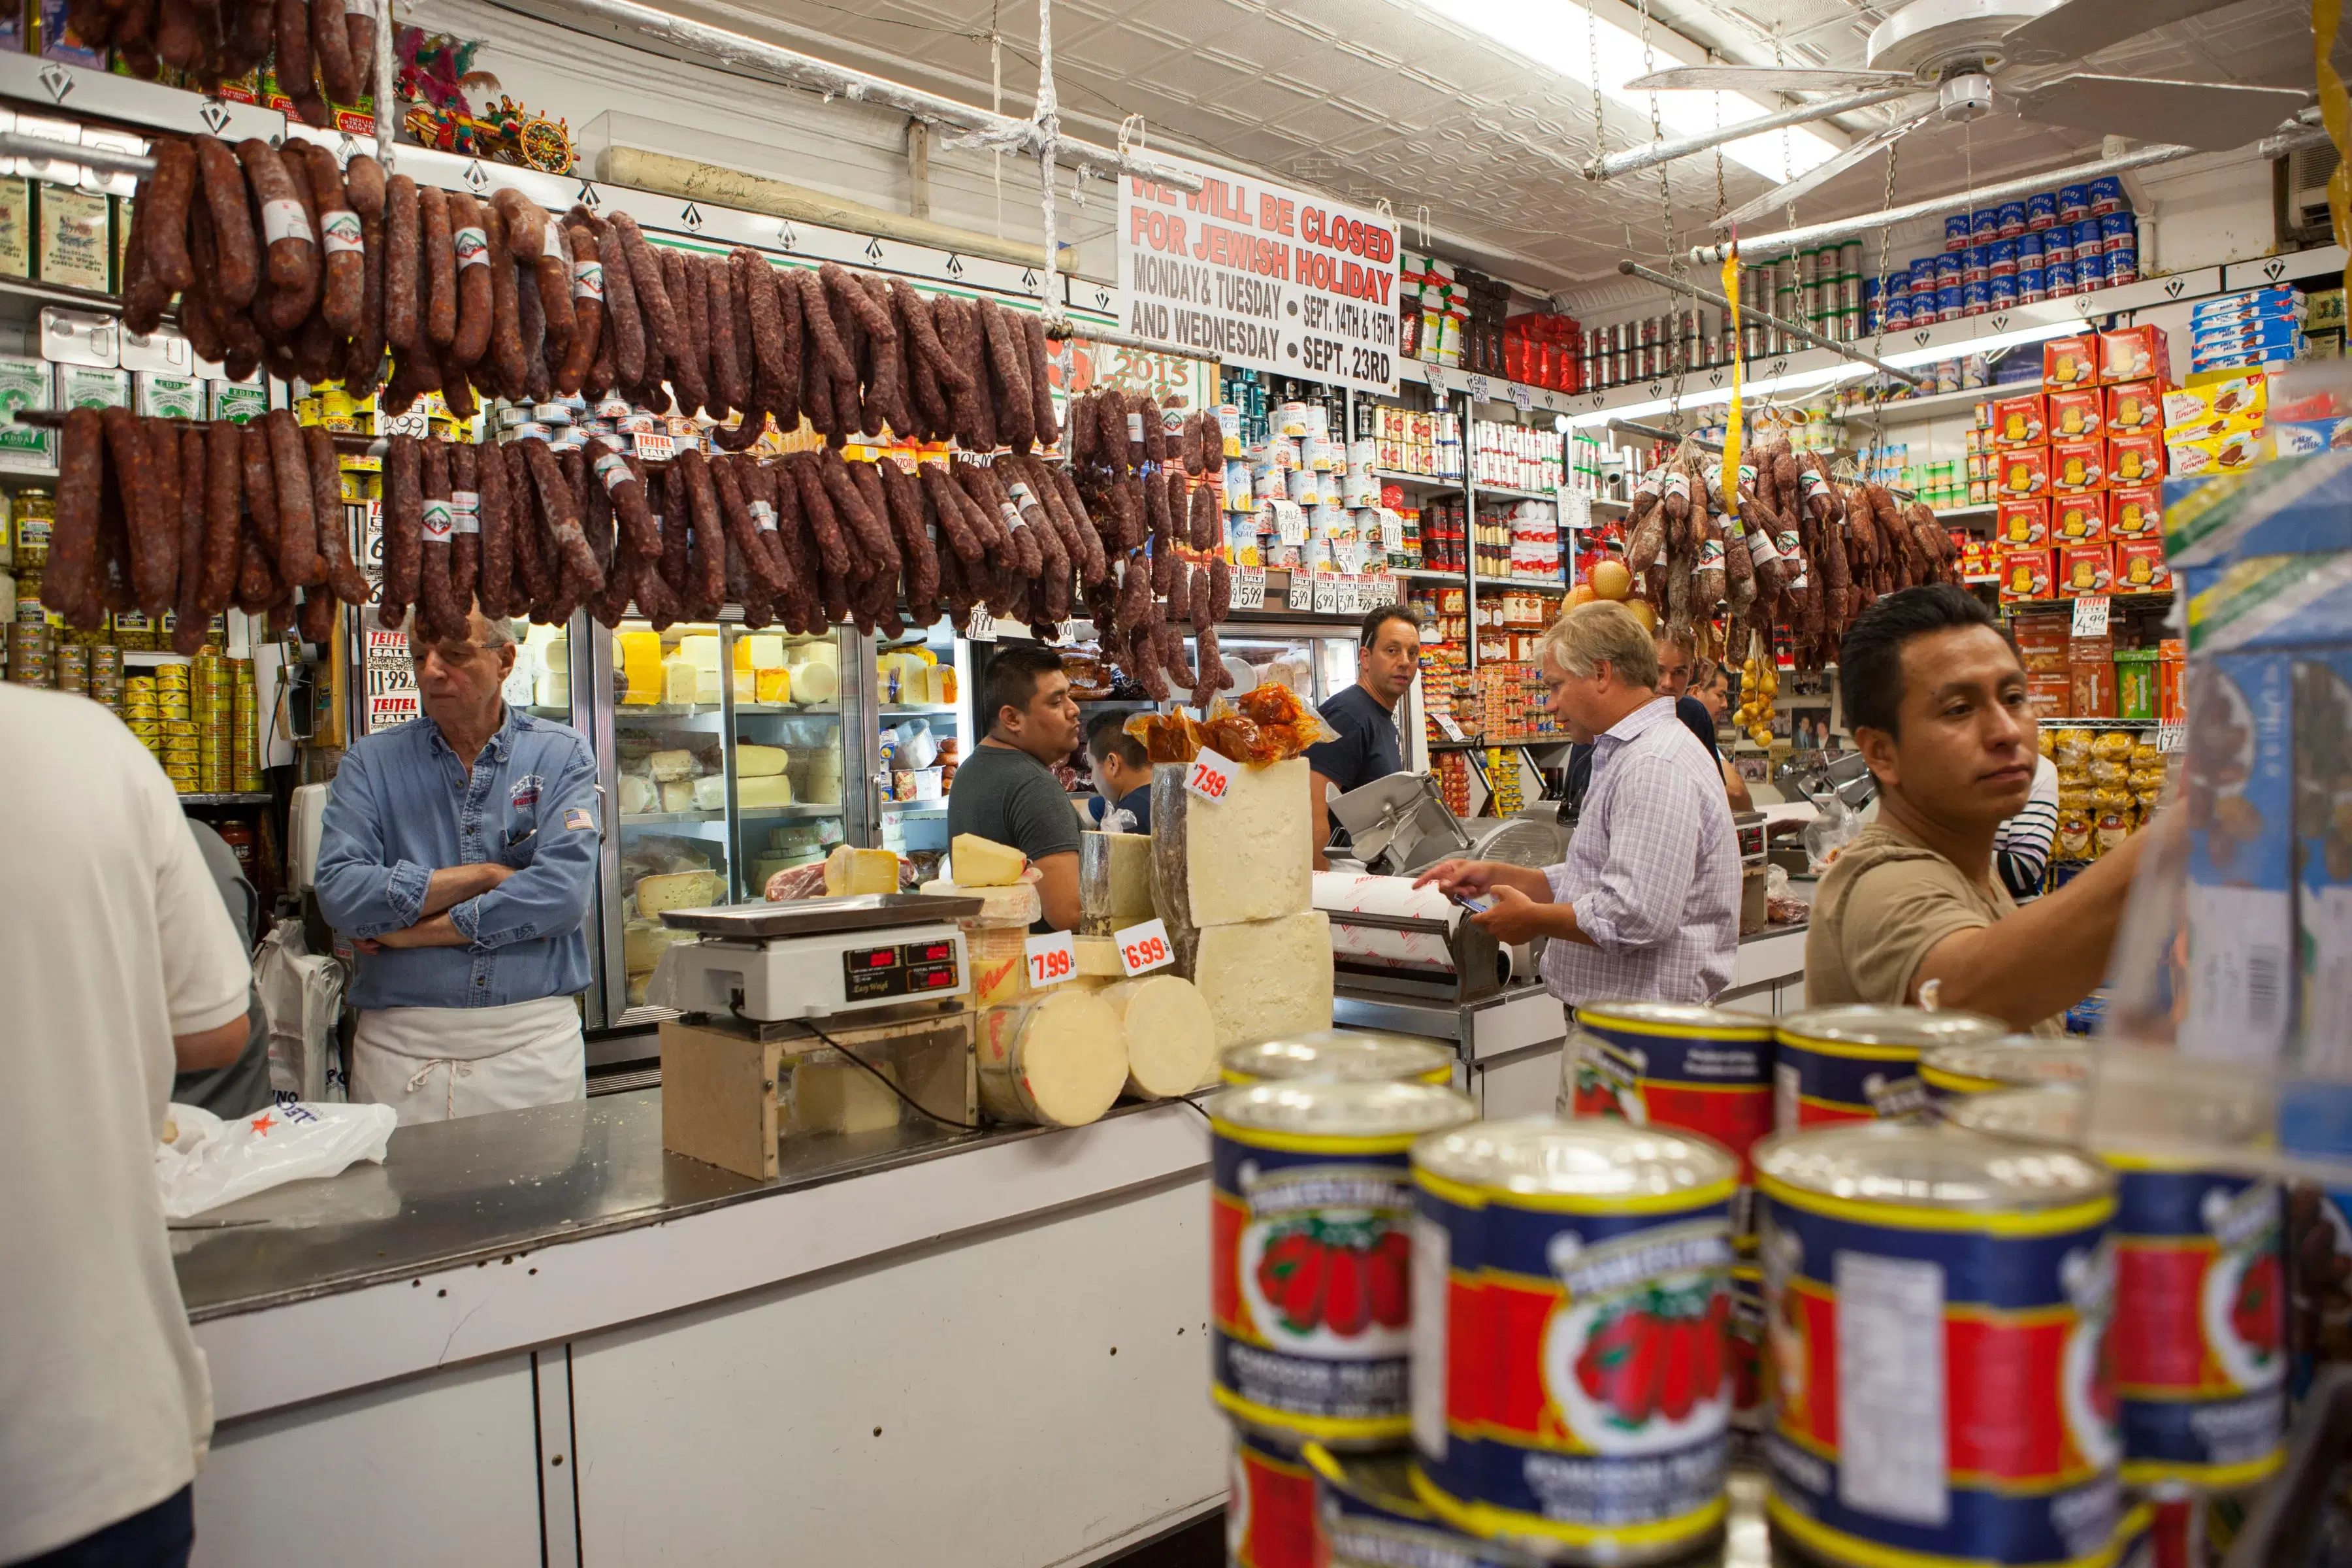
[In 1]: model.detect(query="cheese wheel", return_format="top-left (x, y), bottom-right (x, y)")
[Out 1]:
top-left (1151, 757), bottom-right (1312, 930)
top-left (659, 779), bottom-right (697, 812)
top-left (1098, 975), bottom-right (1215, 1098)
top-left (918, 879), bottom-right (1043, 928)
top-left (618, 774), bottom-right (658, 815)
top-left (976, 990), bottom-right (1127, 1126)
top-left (737, 743), bottom-right (789, 777)
top-left (636, 869), bottom-right (722, 915)
top-left (649, 748), bottom-right (699, 781)
top-left (738, 775), bottom-right (796, 809)
top-left (951, 833), bottom-right (1029, 887)
top-left (795, 660), bottom-right (840, 704)
top-left (825, 845), bottom-right (900, 894)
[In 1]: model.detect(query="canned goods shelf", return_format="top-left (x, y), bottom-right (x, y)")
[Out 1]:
top-left (1840, 385), bottom-right (1998, 426)
top-left (176, 792), bottom-right (272, 807)
top-left (1371, 468), bottom-right (1460, 490)
top-left (1473, 483), bottom-right (1558, 502)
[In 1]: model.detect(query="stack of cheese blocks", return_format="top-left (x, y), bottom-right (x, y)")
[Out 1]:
top-left (1147, 755), bottom-right (1334, 1058)
top-left (941, 834), bottom-right (1220, 1129)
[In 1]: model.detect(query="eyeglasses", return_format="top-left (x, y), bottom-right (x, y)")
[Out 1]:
top-left (410, 641), bottom-right (488, 668)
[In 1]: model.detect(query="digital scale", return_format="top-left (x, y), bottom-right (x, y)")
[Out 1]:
top-left (652, 892), bottom-right (985, 1021)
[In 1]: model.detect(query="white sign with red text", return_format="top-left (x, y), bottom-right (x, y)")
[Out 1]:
top-left (1119, 150), bottom-right (1400, 394)
top-left (1185, 747), bottom-right (1237, 802)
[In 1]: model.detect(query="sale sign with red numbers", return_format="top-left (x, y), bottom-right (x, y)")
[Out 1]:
top-left (1024, 930), bottom-right (1075, 988)
top-left (1115, 917), bottom-right (1175, 977)
top-left (1186, 748), bottom-right (1235, 803)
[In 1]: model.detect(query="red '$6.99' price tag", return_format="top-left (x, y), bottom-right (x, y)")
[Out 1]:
top-left (1115, 917), bottom-right (1173, 977)
top-left (1185, 747), bottom-right (1235, 802)
top-left (1024, 931), bottom-right (1074, 987)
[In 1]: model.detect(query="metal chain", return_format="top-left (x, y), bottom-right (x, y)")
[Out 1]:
top-left (1640, 0), bottom-right (1687, 429)
top-left (1589, 8), bottom-right (1606, 160)
top-left (1861, 135), bottom-right (1901, 477)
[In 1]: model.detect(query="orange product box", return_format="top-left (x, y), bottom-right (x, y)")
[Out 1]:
top-left (2048, 388), bottom-right (2104, 441)
top-left (1997, 446), bottom-right (2050, 498)
top-left (2106, 379), bottom-right (2162, 433)
top-left (2053, 491), bottom-right (2106, 543)
top-left (2108, 483), bottom-right (2162, 540)
top-left (1996, 498), bottom-right (2050, 546)
top-left (2099, 325), bottom-right (2170, 387)
top-left (2015, 617), bottom-right (2070, 673)
top-left (2108, 432), bottom-right (2164, 488)
top-left (2070, 656), bottom-right (2118, 720)
top-left (1991, 392), bottom-right (2048, 447)
top-left (2051, 438), bottom-right (2104, 494)
top-left (2025, 671), bottom-right (2074, 720)
top-left (2114, 537), bottom-right (2170, 591)
top-left (2159, 639), bottom-right (2185, 723)
top-left (2000, 547), bottom-right (2056, 601)
top-left (2045, 335), bottom-right (2100, 390)
top-left (2059, 542), bottom-right (2115, 597)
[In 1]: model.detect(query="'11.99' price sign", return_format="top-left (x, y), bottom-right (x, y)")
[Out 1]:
top-left (1024, 930), bottom-right (1075, 987)
top-left (1115, 917), bottom-right (1173, 977)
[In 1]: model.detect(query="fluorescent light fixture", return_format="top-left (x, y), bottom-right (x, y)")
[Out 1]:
top-left (1565, 361), bottom-right (1869, 428)
top-left (1416, 0), bottom-right (1843, 184)
top-left (1880, 317), bottom-right (2093, 368)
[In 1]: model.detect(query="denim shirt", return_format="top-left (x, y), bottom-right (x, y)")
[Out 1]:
top-left (316, 706), bottom-right (600, 1011)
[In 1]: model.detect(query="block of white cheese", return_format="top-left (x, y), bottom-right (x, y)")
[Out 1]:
top-left (918, 879), bottom-right (1042, 928)
top-left (744, 634), bottom-right (785, 670)
top-left (1079, 831), bottom-right (1156, 934)
top-left (794, 661), bottom-right (840, 704)
top-left (737, 775), bottom-right (795, 809)
top-left (975, 990), bottom-right (1128, 1127)
top-left (1074, 935), bottom-right (1124, 977)
top-left (951, 834), bottom-right (1029, 888)
top-left (691, 774), bottom-right (728, 811)
top-left (622, 917), bottom-right (674, 973)
top-left (737, 744), bottom-right (789, 778)
top-left (618, 774), bottom-right (659, 815)
top-left (649, 748), bottom-right (699, 782)
top-left (1151, 757), bottom-right (1311, 930)
top-left (824, 845), bottom-right (900, 895)
top-left (636, 869), bottom-right (723, 916)
top-left (659, 779), bottom-right (697, 813)
top-left (1186, 911), bottom-right (1335, 1054)
top-left (662, 659), bottom-right (696, 704)
top-left (678, 633), bottom-right (722, 674)
top-left (791, 1059), bottom-right (901, 1136)
top-left (693, 668), bottom-right (722, 704)
top-left (1098, 975), bottom-right (1216, 1098)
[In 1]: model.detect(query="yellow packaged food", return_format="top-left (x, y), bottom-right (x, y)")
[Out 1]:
top-left (2089, 759), bottom-right (2127, 786)
top-left (2056, 811), bottom-right (2095, 858)
top-left (2092, 730), bottom-right (2133, 757)
top-left (2096, 809), bottom-right (2135, 854)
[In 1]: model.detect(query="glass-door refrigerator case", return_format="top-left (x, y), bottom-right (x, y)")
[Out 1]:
top-left (588, 616), bottom-right (868, 1024)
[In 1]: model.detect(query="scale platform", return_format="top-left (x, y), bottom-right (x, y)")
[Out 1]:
top-left (654, 893), bottom-right (985, 1021)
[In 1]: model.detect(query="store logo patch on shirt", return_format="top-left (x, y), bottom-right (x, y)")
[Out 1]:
top-left (509, 774), bottom-right (544, 809)
top-left (566, 807), bottom-right (595, 832)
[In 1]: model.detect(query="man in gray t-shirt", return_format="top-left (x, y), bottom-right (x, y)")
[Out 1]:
top-left (946, 645), bottom-right (1085, 932)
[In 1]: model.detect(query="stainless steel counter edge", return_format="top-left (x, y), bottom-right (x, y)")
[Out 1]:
top-left (181, 1092), bottom-right (1213, 1424)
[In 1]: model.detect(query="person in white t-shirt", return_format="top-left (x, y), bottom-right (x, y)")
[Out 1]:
top-left (0, 687), bottom-right (253, 1567)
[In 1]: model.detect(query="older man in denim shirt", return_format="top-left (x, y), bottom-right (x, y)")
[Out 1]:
top-left (316, 612), bottom-right (600, 1122)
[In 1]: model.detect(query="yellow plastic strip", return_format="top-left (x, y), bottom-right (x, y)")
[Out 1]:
top-left (1209, 1120), bottom-right (1421, 1156)
top-left (1760, 1173), bottom-right (2114, 1237)
top-left (1412, 1467), bottom-right (1727, 1550)
top-left (1719, 240), bottom-right (1744, 505)
top-left (2119, 1447), bottom-right (2283, 1490)
top-left (1766, 1493), bottom-right (2121, 1568)
top-left (1210, 1385), bottom-right (1411, 1444)
top-left (2320, 0), bottom-right (2352, 301)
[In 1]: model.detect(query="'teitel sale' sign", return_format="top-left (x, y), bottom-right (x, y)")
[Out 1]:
top-left (1118, 151), bottom-right (1401, 395)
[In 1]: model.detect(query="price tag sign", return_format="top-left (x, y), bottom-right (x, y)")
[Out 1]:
top-left (1024, 930), bottom-right (1075, 988)
top-left (1509, 384), bottom-right (1533, 414)
top-left (1435, 712), bottom-right (1467, 742)
top-left (966, 606), bottom-right (998, 642)
top-left (2072, 595), bottom-right (2110, 637)
top-left (1313, 572), bottom-right (1339, 614)
top-left (1465, 374), bottom-right (1490, 402)
top-left (1338, 576), bottom-right (1362, 613)
top-left (1275, 500), bottom-right (1308, 547)
top-left (1232, 566), bottom-right (1267, 610)
top-left (1185, 747), bottom-right (1236, 802)
top-left (1055, 619), bottom-right (1083, 645)
top-left (632, 429), bottom-right (678, 463)
top-left (1115, 917), bottom-right (1175, 977)
top-left (2156, 721), bottom-right (2185, 754)
top-left (1372, 576), bottom-right (1398, 606)
top-left (1380, 510), bottom-right (1405, 551)
top-left (1287, 570), bottom-right (1316, 611)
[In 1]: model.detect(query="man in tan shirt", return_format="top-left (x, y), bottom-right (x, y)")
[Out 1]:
top-left (1806, 585), bottom-right (2155, 1033)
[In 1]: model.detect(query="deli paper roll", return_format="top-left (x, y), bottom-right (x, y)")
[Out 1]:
top-left (1312, 872), bottom-right (1461, 974)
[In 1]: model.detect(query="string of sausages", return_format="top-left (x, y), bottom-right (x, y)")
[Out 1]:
top-left (73, 0), bottom-right (375, 129)
top-left (1620, 432), bottom-right (1963, 679)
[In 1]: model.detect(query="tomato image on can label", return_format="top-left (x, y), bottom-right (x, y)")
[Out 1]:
top-left (1211, 1082), bottom-right (1477, 1447)
top-left (1566, 1003), bottom-right (1774, 1187)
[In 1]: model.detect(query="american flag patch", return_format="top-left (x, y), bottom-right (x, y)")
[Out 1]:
top-left (566, 808), bottom-right (595, 832)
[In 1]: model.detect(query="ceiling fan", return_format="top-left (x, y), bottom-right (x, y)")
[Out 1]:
top-left (1623, 0), bottom-right (2310, 229)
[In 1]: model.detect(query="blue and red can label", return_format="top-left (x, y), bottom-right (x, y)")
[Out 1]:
top-left (1569, 1010), bottom-right (1774, 1186)
top-left (2108, 1166), bottom-right (2285, 1488)
top-left (1213, 1122), bottom-right (1421, 1445)
top-left (2089, 177), bottom-right (2126, 216)
top-left (2060, 185), bottom-right (2091, 222)
top-left (2080, 250), bottom-right (2111, 289)
top-left (1413, 1169), bottom-right (1736, 1555)
top-left (1999, 201), bottom-right (2029, 237)
top-left (2027, 192), bottom-right (2059, 230)
top-left (1946, 214), bottom-right (1973, 251)
top-left (1228, 1429), bottom-right (1322, 1568)
top-left (1759, 1181), bottom-right (2123, 1568)
top-left (1774, 1030), bottom-right (1925, 1130)
top-left (2045, 229), bottom-right (2077, 265)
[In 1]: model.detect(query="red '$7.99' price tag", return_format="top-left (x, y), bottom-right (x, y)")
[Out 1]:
top-left (1115, 917), bottom-right (1173, 977)
top-left (1185, 747), bottom-right (1235, 802)
top-left (1024, 931), bottom-right (1074, 987)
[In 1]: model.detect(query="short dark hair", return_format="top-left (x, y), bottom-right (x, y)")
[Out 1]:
top-left (981, 645), bottom-right (1065, 734)
top-left (1086, 708), bottom-right (1147, 769)
top-left (1361, 604), bottom-right (1420, 649)
top-left (1838, 585), bottom-right (2012, 737)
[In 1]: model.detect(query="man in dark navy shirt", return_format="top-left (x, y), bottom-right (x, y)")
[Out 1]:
top-left (1307, 604), bottom-right (1420, 868)
top-left (1083, 709), bottom-right (1153, 834)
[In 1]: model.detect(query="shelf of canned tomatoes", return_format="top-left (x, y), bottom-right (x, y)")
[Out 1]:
top-left (1215, 1010), bottom-right (2290, 1568)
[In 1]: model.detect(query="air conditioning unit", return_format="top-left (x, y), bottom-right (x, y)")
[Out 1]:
top-left (2278, 142), bottom-right (2341, 250)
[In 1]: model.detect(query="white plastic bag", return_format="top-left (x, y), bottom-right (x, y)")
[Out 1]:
top-left (254, 917), bottom-right (346, 1101)
top-left (155, 1099), bottom-right (397, 1219)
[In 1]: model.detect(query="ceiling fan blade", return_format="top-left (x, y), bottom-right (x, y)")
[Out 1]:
top-left (1715, 110), bottom-right (1936, 233)
top-left (1625, 65), bottom-right (1914, 95)
top-left (2014, 75), bottom-right (2311, 152)
top-left (2002, 0), bottom-right (2249, 67)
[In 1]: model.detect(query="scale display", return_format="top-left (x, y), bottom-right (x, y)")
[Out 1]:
top-left (843, 938), bottom-right (963, 1001)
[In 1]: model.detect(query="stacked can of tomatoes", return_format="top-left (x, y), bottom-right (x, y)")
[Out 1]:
top-left (1918, 1036), bottom-right (2091, 1103)
top-left (1221, 1031), bottom-right (1458, 1088)
top-left (1772, 1005), bottom-right (2006, 1128)
top-left (1209, 1075), bottom-right (1477, 1568)
top-left (1952, 1085), bottom-right (2287, 1555)
top-left (1409, 1117), bottom-right (1742, 1561)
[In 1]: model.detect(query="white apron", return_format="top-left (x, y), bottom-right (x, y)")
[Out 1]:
top-left (351, 996), bottom-right (584, 1125)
